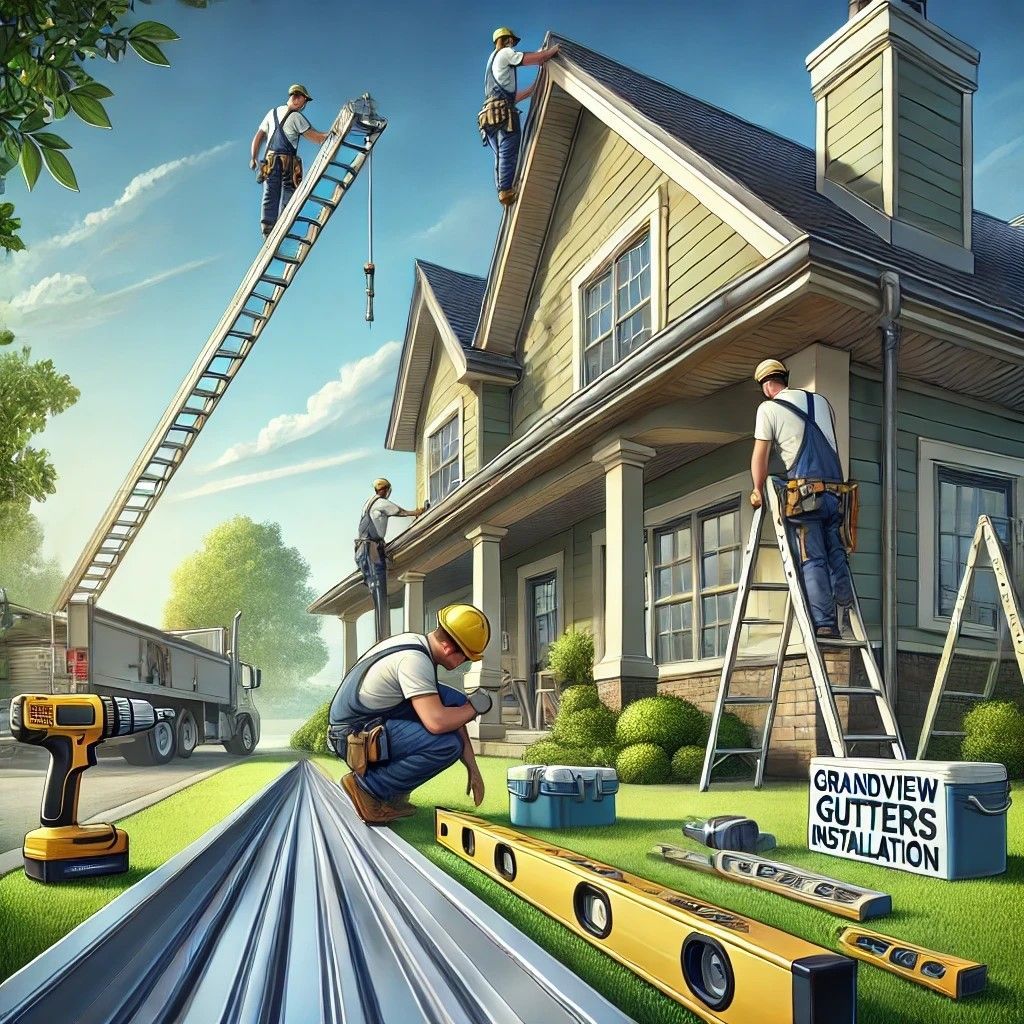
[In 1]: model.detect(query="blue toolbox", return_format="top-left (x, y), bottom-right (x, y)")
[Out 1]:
top-left (507, 765), bottom-right (619, 828)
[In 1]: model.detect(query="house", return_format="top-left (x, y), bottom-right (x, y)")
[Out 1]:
top-left (311, 1), bottom-right (1024, 773)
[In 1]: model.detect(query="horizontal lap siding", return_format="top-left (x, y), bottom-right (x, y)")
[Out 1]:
top-left (826, 56), bottom-right (884, 208)
top-left (479, 383), bottom-right (511, 467)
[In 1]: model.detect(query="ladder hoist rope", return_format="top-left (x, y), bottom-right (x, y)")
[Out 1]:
top-left (364, 146), bottom-right (375, 323)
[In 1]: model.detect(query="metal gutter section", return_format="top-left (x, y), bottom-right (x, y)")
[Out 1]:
top-left (879, 271), bottom-right (901, 706)
top-left (0, 762), bottom-right (635, 1024)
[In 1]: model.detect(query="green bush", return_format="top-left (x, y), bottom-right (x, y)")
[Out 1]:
top-left (698, 710), bottom-right (751, 749)
top-left (590, 744), bottom-right (622, 768)
top-left (558, 683), bottom-right (601, 716)
top-left (671, 745), bottom-right (705, 784)
top-left (616, 696), bottom-right (704, 754)
top-left (616, 743), bottom-right (671, 784)
top-left (554, 705), bottom-right (618, 748)
top-left (291, 700), bottom-right (332, 756)
top-left (962, 701), bottom-right (1024, 778)
top-left (523, 740), bottom-right (594, 766)
top-left (547, 629), bottom-right (595, 685)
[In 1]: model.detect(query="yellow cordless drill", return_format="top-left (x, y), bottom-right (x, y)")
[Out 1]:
top-left (9, 693), bottom-right (169, 883)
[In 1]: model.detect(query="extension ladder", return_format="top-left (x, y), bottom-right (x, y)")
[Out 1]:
top-left (916, 515), bottom-right (1024, 758)
top-left (55, 96), bottom-right (387, 610)
top-left (699, 477), bottom-right (905, 791)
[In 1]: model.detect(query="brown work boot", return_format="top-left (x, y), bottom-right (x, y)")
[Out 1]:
top-left (498, 187), bottom-right (518, 207)
top-left (340, 773), bottom-right (402, 825)
top-left (386, 792), bottom-right (417, 819)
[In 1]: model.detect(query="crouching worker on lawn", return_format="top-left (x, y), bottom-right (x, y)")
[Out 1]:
top-left (328, 604), bottom-right (494, 825)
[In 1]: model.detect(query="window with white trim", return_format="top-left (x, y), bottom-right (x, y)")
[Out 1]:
top-left (428, 414), bottom-right (461, 503)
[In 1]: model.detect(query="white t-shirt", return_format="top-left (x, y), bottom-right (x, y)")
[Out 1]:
top-left (488, 47), bottom-right (523, 94)
top-left (261, 105), bottom-right (311, 149)
top-left (358, 633), bottom-right (438, 711)
top-left (754, 389), bottom-right (838, 472)
top-left (361, 495), bottom-right (402, 540)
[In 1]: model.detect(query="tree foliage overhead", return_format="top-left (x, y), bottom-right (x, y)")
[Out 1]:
top-left (163, 517), bottom-right (330, 707)
top-left (0, 344), bottom-right (79, 508)
top-left (0, 502), bottom-right (64, 608)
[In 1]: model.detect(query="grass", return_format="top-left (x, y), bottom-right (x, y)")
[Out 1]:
top-left (314, 755), bottom-right (1024, 1024)
top-left (0, 754), bottom-right (297, 984)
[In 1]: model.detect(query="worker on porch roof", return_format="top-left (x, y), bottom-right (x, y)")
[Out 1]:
top-left (478, 28), bottom-right (559, 207)
top-left (249, 84), bottom-right (331, 238)
top-left (750, 359), bottom-right (855, 640)
top-left (355, 478), bottom-right (426, 643)
top-left (329, 604), bottom-right (493, 825)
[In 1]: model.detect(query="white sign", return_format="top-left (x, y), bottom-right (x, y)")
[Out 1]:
top-left (808, 761), bottom-right (947, 878)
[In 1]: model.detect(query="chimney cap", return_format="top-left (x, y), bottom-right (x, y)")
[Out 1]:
top-left (849, 0), bottom-right (927, 21)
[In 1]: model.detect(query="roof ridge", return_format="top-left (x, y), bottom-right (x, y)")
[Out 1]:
top-left (415, 257), bottom-right (486, 282)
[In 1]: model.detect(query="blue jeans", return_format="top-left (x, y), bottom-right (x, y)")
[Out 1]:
top-left (261, 157), bottom-right (295, 227)
top-left (485, 127), bottom-right (520, 192)
top-left (786, 492), bottom-right (854, 631)
top-left (356, 684), bottom-right (467, 803)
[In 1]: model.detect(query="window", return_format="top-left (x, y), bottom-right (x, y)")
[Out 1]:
top-left (653, 503), bottom-right (741, 664)
top-left (428, 414), bottom-right (461, 503)
top-left (582, 233), bottom-right (651, 384)
top-left (936, 468), bottom-right (1013, 629)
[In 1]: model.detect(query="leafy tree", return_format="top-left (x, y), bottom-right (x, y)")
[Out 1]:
top-left (0, 343), bottom-right (79, 507)
top-left (163, 517), bottom-right (330, 712)
top-left (0, 502), bottom-right (64, 607)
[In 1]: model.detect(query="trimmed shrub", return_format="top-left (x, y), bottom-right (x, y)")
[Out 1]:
top-left (671, 745), bottom-right (705, 784)
top-left (699, 711), bottom-right (751, 750)
top-left (523, 740), bottom-right (594, 766)
top-left (616, 695), bottom-right (704, 754)
top-left (291, 701), bottom-right (332, 756)
top-left (962, 701), bottom-right (1024, 778)
top-left (558, 683), bottom-right (601, 717)
top-left (590, 744), bottom-right (621, 769)
top-left (554, 705), bottom-right (618, 748)
top-left (547, 629), bottom-right (595, 685)
top-left (616, 743), bottom-right (671, 784)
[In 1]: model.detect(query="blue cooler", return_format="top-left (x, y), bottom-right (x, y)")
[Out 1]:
top-left (507, 765), bottom-right (619, 828)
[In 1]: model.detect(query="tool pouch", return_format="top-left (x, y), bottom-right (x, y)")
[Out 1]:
top-left (256, 153), bottom-right (273, 185)
top-left (345, 724), bottom-right (388, 777)
top-left (782, 480), bottom-right (860, 553)
top-left (291, 156), bottom-right (303, 189)
top-left (477, 97), bottom-right (518, 140)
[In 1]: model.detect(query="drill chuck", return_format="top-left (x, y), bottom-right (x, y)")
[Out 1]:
top-left (100, 695), bottom-right (156, 737)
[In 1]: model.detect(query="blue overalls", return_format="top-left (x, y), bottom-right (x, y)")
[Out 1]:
top-left (327, 639), bottom-right (469, 803)
top-left (354, 496), bottom-right (391, 642)
top-left (481, 51), bottom-right (520, 192)
top-left (773, 392), bottom-right (854, 633)
top-left (261, 109), bottom-right (298, 230)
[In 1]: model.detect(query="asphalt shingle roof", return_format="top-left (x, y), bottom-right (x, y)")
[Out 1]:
top-left (415, 260), bottom-right (487, 347)
top-left (553, 35), bottom-right (1024, 315)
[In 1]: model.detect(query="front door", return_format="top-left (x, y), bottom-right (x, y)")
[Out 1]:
top-left (528, 573), bottom-right (558, 724)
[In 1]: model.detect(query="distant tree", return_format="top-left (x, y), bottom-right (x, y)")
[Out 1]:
top-left (0, 503), bottom-right (64, 608)
top-left (163, 517), bottom-right (330, 711)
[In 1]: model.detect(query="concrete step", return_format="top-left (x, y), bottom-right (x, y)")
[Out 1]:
top-left (478, 729), bottom-right (553, 760)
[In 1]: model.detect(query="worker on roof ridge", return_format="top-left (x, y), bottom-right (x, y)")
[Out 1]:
top-left (355, 478), bottom-right (426, 643)
top-left (329, 604), bottom-right (493, 825)
top-left (750, 358), bottom-right (856, 640)
top-left (250, 84), bottom-right (331, 238)
top-left (478, 28), bottom-right (559, 208)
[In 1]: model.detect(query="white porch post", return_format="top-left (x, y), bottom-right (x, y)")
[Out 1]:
top-left (592, 439), bottom-right (659, 707)
top-left (340, 613), bottom-right (360, 674)
top-left (399, 571), bottom-right (426, 634)
top-left (464, 523), bottom-right (507, 741)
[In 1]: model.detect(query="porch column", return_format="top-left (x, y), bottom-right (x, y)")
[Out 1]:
top-left (340, 613), bottom-right (359, 674)
top-left (399, 571), bottom-right (426, 634)
top-left (592, 438), bottom-right (659, 710)
top-left (464, 524), bottom-right (508, 741)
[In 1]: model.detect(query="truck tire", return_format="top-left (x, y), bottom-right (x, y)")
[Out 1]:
top-left (176, 707), bottom-right (199, 759)
top-left (224, 715), bottom-right (256, 756)
top-left (122, 719), bottom-right (177, 766)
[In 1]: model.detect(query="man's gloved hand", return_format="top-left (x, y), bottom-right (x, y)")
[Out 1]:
top-left (750, 488), bottom-right (762, 509)
top-left (467, 689), bottom-right (493, 716)
top-left (249, 157), bottom-right (258, 170)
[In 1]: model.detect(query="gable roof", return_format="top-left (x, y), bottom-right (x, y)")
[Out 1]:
top-left (415, 260), bottom-right (486, 347)
top-left (549, 35), bottom-right (1023, 316)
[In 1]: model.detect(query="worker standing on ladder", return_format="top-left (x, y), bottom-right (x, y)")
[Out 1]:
top-left (750, 359), bottom-right (855, 640)
top-left (355, 478), bottom-right (425, 643)
top-left (478, 29), bottom-right (559, 207)
top-left (249, 84), bottom-right (331, 237)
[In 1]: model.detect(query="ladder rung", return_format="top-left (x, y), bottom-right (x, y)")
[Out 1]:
top-left (191, 387), bottom-right (221, 399)
top-left (215, 348), bottom-right (246, 360)
top-left (148, 457), bottom-right (178, 467)
top-left (159, 441), bottom-right (188, 450)
top-left (235, 309), bottom-right (267, 320)
top-left (714, 747), bottom-right (762, 757)
top-left (339, 140), bottom-right (368, 153)
top-left (259, 274), bottom-right (289, 288)
top-left (250, 292), bottom-right (277, 304)
top-left (817, 636), bottom-right (868, 649)
top-left (931, 729), bottom-right (966, 738)
top-left (830, 687), bottom-right (881, 696)
top-left (273, 252), bottom-right (302, 265)
top-left (305, 195), bottom-right (337, 209)
top-left (320, 172), bottom-right (350, 186)
top-left (113, 519), bottom-right (142, 529)
top-left (750, 582), bottom-right (790, 592)
top-left (942, 690), bottom-right (987, 700)
top-left (200, 371), bottom-right (232, 381)
top-left (723, 696), bottom-right (774, 706)
top-left (180, 406), bottom-right (210, 418)
top-left (139, 472), bottom-right (167, 483)
top-left (741, 618), bottom-right (786, 626)
top-left (225, 330), bottom-right (255, 340)
top-left (843, 734), bottom-right (900, 743)
top-left (285, 232), bottom-right (315, 243)
top-left (292, 215), bottom-right (322, 226)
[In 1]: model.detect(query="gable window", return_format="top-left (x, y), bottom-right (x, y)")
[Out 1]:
top-left (583, 233), bottom-right (651, 384)
top-left (428, 414), bottom-right (461, 503)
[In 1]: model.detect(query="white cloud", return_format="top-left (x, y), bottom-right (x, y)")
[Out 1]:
top-left (173, 450), bottom-right (371, 501)
top-left (411, 193), bottom-right (496, 242)
top-left (8, 272), bottom-right (94, 312)
top-left (977, 134), bottom-right (1024, 176)
top-left (208, 341), bottom-right (400, 469)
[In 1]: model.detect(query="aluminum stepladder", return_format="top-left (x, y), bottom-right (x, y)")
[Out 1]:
top-left (55, 96), bottom-right (387, 610)
top-left (916, 515), bottom-right (1024, 758)
top-left (699, 476), bottom-right (906, 791)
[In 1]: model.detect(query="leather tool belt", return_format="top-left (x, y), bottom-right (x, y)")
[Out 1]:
top-left (477, 96), bottom-right (519, 138)
top-left (335, 723), bottom-right (388, 777)
top-left (782, 479), bottom-right (859, 553)
top-left (257, 150), bottom-right (303, 189)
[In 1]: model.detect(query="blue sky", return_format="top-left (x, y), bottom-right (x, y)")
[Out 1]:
top-left (2, 0), bottom-right (1021, 686)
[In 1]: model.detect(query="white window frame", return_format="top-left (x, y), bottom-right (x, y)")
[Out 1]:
top-left (917, 438), bottom-right (1024, 636)
top-left (571, 187), bottom-right (667, 391)
top-left (516, 552), bottom-right (565, 683)
top-left (424, 397), bottom-right (464, 506)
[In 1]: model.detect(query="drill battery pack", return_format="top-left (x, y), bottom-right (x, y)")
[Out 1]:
top-left (23, 824), bottom-right (129, 883)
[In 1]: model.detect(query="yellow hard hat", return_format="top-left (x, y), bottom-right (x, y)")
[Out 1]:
top-left (288, 83), bottom-right (313, 101)
top-left (492, 26), bottom-right (521, 45)
top-left (438, 604), bottom-right (491, 661)
top-left (373, 478), bottom-right (391, 493)
top-left (754, 358), bottom-right (789, 384)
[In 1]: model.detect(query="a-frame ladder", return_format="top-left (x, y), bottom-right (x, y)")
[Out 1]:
top-left (699, 477), bottom-right (905, 791)
top-left (55, 96), bottom-right (387, 610)
top-left (916, 514), bottom-right (1024, 758)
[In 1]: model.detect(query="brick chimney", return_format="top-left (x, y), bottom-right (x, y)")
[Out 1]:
top-left (807, 0), bottom-right (979, 273)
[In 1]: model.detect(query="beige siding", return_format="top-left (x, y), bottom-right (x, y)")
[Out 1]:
top-left (415, 341), bottom-right (478, 507)
top-left (825, 56), bottom-right (884, 209)
top-left (478, 383), bottom-right (511, 467)
top-left (512, 112), bottom-right (762, 437)
top-left (897, 58), bottom-right (964, 244)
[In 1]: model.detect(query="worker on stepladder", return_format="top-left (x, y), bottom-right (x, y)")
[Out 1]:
top-left (355, 478), bottom-right (426, 643)
top-left (249, 84), bottom-right (331, 238)
top-left (750, 359), bottom-right (855, 640)
top-left (328, 604), bottom-right (493, 825)
top-left (478, 28), bottom-right (559, 207)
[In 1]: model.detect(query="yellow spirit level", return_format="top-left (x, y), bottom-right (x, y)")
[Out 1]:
top-left (436, 809), bottom-right (857, 1024)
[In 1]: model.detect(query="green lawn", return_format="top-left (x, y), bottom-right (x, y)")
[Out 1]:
top-left (0, 755), bottom-right (297, 984)
top-left (315, 755), bottom-right (1024, 1024)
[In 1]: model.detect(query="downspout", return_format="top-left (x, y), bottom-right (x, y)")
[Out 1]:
top-left (879, 272), bottom-right (901, 705)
